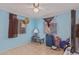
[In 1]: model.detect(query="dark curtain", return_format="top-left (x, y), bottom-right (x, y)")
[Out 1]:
top-left (43, 17), bottom-right (54, 27)
top-left (8, 13), bottom-right (18, 38)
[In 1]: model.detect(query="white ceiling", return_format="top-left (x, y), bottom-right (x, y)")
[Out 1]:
top-left (0, 3), bottom-right (79, 18)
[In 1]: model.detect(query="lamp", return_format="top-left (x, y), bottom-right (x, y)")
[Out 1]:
top-left (33, 28), bottom-right (39, 33)
top-left (33, 7), bottom-right (39, 13)
top-left (23, 17), bottom-right (29, 24)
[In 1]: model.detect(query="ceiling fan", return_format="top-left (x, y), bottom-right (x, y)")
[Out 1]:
top-left (33, 3), bottom-right (39, 13)
top-left (26, 3), bottom-right (46, 13)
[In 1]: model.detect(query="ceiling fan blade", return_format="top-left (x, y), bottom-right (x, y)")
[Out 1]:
top-left (39, 7), bottom-right (47, 12)
top-left (25, 4), bottom-right (47, 12)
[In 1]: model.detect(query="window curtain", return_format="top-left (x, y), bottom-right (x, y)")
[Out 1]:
top-left (44, 17), bottom-right (54, 27)
top-left (8, 13), bottom-right (18, 38)
top-left (43, 17), bottom-right (57, 34)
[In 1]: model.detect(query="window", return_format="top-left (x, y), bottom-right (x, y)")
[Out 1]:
top-left (19, 20), bottom-right (26, 34)
top-left (44, 17), bottom-right (57, 34)
top-left (8, 13), bottom-right (29, 38)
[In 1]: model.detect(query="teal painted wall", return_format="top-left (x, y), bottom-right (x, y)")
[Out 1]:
top-left (76, 10), bottom-right (79, 24)
top-left (0, 9), bottom-right (79, 52)
top-left (35, 18), bottom-right (45, 38)
top-left (0, 10), bottom-right (35, 52)
top-left (36, 11), bottom-right (71, 41)
top-left (55, 11), bottom-right (71, 40)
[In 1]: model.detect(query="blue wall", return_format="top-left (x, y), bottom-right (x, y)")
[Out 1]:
top-left (36, 11), bottom-right (71, 41)
top-left (0, 10), bottom-right (35, 52)
top-left (76, 10), bottom-right (79, 24)
top-left (0, 9), bottom-right (79, 52)
top-left (55, 11), bottom-right (71, 40)
top-left (35, 18), bottom-right (45, 38)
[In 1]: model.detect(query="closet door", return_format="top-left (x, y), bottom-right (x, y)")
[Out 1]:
top-left (8, 13), bottom-right (18, 38)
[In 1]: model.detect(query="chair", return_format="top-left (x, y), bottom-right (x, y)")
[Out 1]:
top-left (31, 33), bottom-right (44, 44)
top-left (31, 28), bottom-right (44, 44)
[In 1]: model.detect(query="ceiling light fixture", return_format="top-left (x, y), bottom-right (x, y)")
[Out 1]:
top-left (33, 3), bottom-right (39, 13)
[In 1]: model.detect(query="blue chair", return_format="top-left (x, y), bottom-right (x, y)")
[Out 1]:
top-left (60, 38), bottom-right (70, 49)
top-left (46, 34), bottom-right (55, 47)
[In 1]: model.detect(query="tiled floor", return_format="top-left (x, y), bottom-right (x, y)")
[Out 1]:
top-left (0, 43), bottom-right (64, 55)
